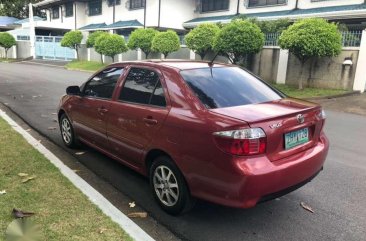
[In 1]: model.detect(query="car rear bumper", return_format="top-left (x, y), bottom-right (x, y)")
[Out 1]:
top-left (195, 133), bottom-right (329, 208)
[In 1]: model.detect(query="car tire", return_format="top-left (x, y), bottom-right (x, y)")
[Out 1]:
top-left (150, 156), bottom-right (195, 215)
top-left (59, 114), bottom-right (78, 148)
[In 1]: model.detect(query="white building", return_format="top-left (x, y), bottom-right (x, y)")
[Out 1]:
top-left (32, 0), bottom-right (366, 35)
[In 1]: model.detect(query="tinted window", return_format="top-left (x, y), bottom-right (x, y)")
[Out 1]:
top-left (88, 0), bottom-right (102, 16)
top-left (84, 67), bottom-right (123, 99)
top-left (180, 67), bottom-right (282, 109)
top-left (150, 81), bottom-right (166, 107)
top-left (65, 3), bottom-right (73, 17)
top-left (119, 68), bottom-right (166, 107)
top-left (130, 0), bottom-right (145, 9)
top-left (248, 0), bottom-right (286, 7)
top-left (201, 0), bottom-right (229, 12)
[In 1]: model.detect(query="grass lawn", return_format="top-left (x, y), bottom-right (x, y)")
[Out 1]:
top-left (66, 61), bottom-right (107, 72)
top-left (0, 58), bottom-right (17, 63)
top-left (272, 84), bottom-right (348, 99)
top-left (0, 117), bottom-right (132, 241)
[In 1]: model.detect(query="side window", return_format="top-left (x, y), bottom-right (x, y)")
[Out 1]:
top-left (150, 81), bottom-right (166, 107)
top-left (119, 68), bottom-right (166, 107)
top-left (84, 67), bottom-right (123, 99)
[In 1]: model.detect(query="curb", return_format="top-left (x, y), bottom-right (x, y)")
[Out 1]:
top-left (0, 109), bottom-right (155, 241)
top-left (305, 91), bottom-right (361, 101)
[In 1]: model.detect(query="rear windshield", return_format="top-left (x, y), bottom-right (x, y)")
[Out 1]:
top-left (180, 67), bottom-right (283, 109)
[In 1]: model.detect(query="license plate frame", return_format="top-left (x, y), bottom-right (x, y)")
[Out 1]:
top-left (284, 128), bottom-right (309, 150)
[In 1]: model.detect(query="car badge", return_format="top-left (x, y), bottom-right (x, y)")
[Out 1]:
top-left (270, 122), bottom-right (283, 129)
top-left (297, 114), bottom-right (305, 124)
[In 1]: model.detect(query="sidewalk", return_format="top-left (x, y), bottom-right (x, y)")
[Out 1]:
top-left (315, 93), bottom-right (366, 116)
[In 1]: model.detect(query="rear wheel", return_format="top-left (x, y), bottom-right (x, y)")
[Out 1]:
top-left (59, 114), bottom-right (78, 148)
top-left (150, 156), bottom-right (195, 215)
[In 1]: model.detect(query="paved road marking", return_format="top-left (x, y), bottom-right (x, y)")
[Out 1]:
top-left (0, 109), bottom-right (155, 241)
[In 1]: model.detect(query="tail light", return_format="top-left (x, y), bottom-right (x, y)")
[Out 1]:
top-left (317, 109), bottom-right (326, 131)
top-left (213, 128), bottom-right (266, 156)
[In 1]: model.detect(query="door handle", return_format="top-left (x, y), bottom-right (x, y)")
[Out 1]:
top-left (143, 117), bottom-right (158, 125)
top-left (97, 107), bottom-right (109, 114)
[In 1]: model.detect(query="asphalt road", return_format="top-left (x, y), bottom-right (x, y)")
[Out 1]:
top-left (1, 62), bottom-right (365, 241)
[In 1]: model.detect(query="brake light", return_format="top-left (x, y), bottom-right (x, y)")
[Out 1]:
top-left (213, 128), bottom-right (266, 156)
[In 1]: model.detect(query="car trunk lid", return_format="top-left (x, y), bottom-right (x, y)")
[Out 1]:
top-left (210, 98), bottom-right (324, 162)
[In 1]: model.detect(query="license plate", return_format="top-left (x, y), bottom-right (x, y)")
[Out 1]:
top-left (284, 128), bottom-right (309, 150)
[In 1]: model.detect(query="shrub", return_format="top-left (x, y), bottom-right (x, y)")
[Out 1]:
top-left (127, 28), bottom-right (158, 58)
top-left (213, 19), bottom-right (264, 64)
top-left (185, 23), bottom-right (220, 60)
top-left (94, 33), bottom-right (128, 62)
top-left (234, 16), bottom-right (292, 33)
top-left (0, 32), bottom-right (16, 59)
top-left (86, 31), bottom-right (107, 48)
top-left (61, 30), bottom-right (83, 60)
top-left (279, 18), bottom-right (342, 89)
top-left (152, 30), bottom-right (180, 58)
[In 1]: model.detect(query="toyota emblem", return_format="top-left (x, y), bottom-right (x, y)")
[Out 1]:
top-left (297, 114), bottom-right (305, 124)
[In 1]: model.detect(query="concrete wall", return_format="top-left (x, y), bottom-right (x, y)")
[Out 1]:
top-left (16, 41), bottom-right (31, 59)
top-left (251, 47), bottom-right (280, 83)
top-left (286, 50), bottom-right (359, 90)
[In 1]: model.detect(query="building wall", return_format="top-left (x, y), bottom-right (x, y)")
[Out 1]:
top-left (286, 49), bottom-right (359, 90)
top-left (16, 41), bottom-right (31, 59)
top-left (298, 0), bottom-right (365, 9)
top-left (160, 0), bottom-right (196, 29)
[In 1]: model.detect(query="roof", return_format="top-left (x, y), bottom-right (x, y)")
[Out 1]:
top-left (115, 60), bottom-right (230, 70)
top-left (79, 20), bottom-right (143, 31)
top-left (79, 23), bottom-right (107, 31)
top-left (103, 20), bottom-right (143, 30)
top-left (0, 16), bottom-right (19, 26)
top-left (14, 16), bottom-right (45, 25)
top-left (183, 3), bottom-right (366, 27)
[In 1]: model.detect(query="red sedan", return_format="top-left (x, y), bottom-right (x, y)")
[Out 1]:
top-left (58, 61), bottom-right (329, 215)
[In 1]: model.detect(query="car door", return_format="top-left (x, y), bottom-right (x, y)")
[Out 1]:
top-left (107, 66), bottom-right (169, 167)
top-left (71, 67), bottom-right (124, 151)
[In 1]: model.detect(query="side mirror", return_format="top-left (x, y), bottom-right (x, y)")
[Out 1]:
top-left (66, 86), bottom-right (81, 96)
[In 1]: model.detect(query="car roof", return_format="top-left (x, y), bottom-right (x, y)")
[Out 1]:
top-left (112, 60), bottom-right (232, 70)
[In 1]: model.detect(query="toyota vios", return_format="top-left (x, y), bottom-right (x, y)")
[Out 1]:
top-left (58, 61), bottom-right (329, 215)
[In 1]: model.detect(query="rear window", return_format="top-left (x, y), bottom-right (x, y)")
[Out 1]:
top-left (180, 67), bottom-right (283, 109)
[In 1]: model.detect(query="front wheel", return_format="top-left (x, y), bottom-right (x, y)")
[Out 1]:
top-left (150, 156), bottom-right (195, 215)
top-left (59, 114), bottom-right (78, 148)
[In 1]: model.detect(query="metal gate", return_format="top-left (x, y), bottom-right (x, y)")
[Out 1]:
top-left (35, 36), bottom-right (76, 60)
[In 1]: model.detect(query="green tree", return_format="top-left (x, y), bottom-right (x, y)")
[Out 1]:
top-left (86, 31), bottom-right (108, 62)
top-left (185, 23), bottom-right (220, 60)
top-left (95, 33), bottom-right (128, 62)
top-left (61, 30), bottom-right (83, 60)
top-left (86, 31), bottom-right (107, 48)
top-left (127, 28), bottom-right (158, 58)
top-left (279, 18), bottom-right (342, 90)
top-left (213, 19), bottom-right (264, 65)
top-left (0, 0), bottom-right (44, 19)
top-left (152, 30), bottom-right (180, 58)
top-left (0, 32), bottom-right (16, 59)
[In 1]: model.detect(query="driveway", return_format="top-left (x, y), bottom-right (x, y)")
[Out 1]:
top-left (0, 62), bottom-right (365, 241)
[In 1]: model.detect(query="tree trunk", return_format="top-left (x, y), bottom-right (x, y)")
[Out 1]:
top-left (5, 48), bottom-right (9, 60)
top-left (100, 54), bottom-right (103, 64)
top-left (75, 48), bottom-right (79, 60)
top-left (298, 60), bottom-right (306, 90)
top-left (145, 52), bottom-right (148, 59)
top-left (112, 55), bottom-right (115, 62)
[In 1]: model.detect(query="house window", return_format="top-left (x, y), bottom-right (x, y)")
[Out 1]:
top-left (108, 0), bottom-right (121, 7)
top-left (130, 0), bottom-right (145, 10)
top-left (88, 0), bottom-right (102, 16)
top-left (201, 0), bottom-right (229, 12)
top-left (52, 6), bottom-right (59, 19)
top-left (248, 0), bottom-right (287, 8)
top-left (65, 2), bottom-right (73, 17)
